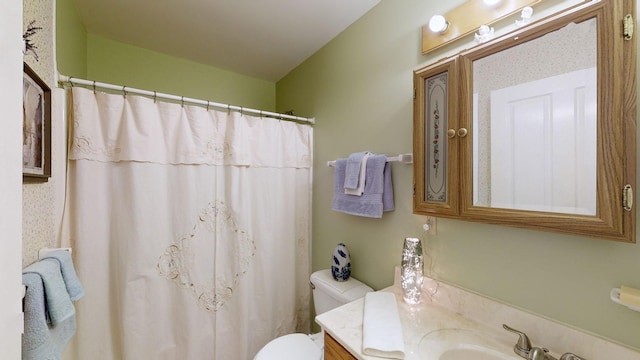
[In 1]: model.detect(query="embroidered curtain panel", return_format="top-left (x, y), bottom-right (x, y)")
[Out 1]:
top-left (64, 87), bottom-right (312, 359)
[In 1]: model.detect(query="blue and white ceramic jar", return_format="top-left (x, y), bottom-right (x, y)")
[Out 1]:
top-left (331, 243), bottom-right (351, 281)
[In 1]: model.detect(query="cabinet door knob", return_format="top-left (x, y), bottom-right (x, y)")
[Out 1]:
top-left (447, 129), bottom-right (456, 138)
top-left (457, 128), bottom-right (468, 137)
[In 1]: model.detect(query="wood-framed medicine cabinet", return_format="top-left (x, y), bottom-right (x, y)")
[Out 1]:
top-left (413, 0), bottom-right (637, 242)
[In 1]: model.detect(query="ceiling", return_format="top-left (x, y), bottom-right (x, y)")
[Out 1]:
top-left (74, 0), bottom-right (381, 82)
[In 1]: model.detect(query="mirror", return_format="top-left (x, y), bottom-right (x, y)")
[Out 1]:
top-left (414, 0), bottom-right (636, 242)
top-left (471, 18), bottom-right (597, 215)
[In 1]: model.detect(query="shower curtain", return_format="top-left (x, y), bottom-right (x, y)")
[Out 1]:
top-left (63, 87), bottom-right (312, 360)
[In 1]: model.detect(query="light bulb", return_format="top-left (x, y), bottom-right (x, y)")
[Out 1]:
top-left (428, 15), bottom-right (449, 34)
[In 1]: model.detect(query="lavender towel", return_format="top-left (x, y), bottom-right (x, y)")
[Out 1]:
top-left (383, 161), bottom-right (395, 212)
top-left (332, 154), bottom-right (394, 218)
top-left (344, 151), bottom-right (370, 190)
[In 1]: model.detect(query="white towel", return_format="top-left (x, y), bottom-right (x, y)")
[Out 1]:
top-left (362, 292), bottom-right (405, 359)
top-left (344, 151), bottom-right (370, 190)
top-left (345, 152), bottom-right (371, 196)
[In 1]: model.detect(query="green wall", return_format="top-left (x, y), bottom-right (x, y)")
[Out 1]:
top-left (277, 0), bottom-right (640, 351)
top-left (56, 0), bottom-right (87, 78)
top-left (86, 35), bottom-right (275, 111)
top-left (56, 0), bottom-right (275, 111)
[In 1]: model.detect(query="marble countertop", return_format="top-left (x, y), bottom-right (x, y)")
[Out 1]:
top-left (316, 268), bottom-right (640, 360)
top-left (316, 284), bottom-right (518, 360)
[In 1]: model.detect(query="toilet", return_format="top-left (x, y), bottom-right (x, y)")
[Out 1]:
top-left (253, 269), bottom-right (373, 360)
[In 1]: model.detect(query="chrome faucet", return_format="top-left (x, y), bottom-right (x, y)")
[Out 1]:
top-left (559, 353), bottom-right (587, 360)
top-left (502, 324), bottom-right (587, 360)
top-left (503, 324), bottom-right (534, 358)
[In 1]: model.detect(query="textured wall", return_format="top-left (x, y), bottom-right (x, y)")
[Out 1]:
top-left (22, 0), bottom-right (67, 268)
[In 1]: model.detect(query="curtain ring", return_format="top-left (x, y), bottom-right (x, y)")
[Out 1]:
top-left (206, 100), bottom-right (210, 111)
top-left (181, 96), bottom-right (184, 107)
top-left (122, 85), bottom-right (127, 98)
top-left (92, 80), bottom-right (96, 94)
top-left (153, 91), bottom-right (157, 104)
top-left (259, 110), bottom-right (263, 118)
top-left (68, 77), bottom-right (74, 88)
top-left (227, 104), bottom-right (231, 114)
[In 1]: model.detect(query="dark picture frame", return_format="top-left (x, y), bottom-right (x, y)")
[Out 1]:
top-left (23, 63), bottom-right (51, 181)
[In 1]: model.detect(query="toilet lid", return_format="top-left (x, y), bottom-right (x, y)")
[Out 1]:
top-left (254, 333), bottom-right (322, 360)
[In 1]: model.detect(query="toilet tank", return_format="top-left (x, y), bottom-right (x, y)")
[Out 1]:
top-left (310, 269), bottom-right (373, 315)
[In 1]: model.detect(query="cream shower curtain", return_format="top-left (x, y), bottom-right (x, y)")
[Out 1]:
top-left (64, 87), bottom-right (312, 360)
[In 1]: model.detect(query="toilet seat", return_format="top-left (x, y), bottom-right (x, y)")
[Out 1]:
top-left (253, 333), bottom-right (323, 360)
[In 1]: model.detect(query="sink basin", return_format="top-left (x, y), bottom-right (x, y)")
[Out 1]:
top-left (440, 346), bottom-right (519, 360)
top-left (418, 328), bottom-right (520, 360)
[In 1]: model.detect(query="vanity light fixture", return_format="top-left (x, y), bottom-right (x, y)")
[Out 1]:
top-left (428, 15), bottom-right (449, 34)
top-left (474, 25), bottom-right (495, 43)
top-left (421, 0), bottom-right (544, 55)
top-left (515, 6), bottom-right (534, 27)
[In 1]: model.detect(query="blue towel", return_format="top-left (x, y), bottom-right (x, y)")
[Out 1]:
top-left (344, 151), bottom-right (370, 190)
top-left (22, 272), bottom-right (77, 360)
top-left (23, 259), bottom-right (75, 326)
top-left (41, 250), bottom-right (85, 301)
top-left (332, 154), bottom-right (394, 218)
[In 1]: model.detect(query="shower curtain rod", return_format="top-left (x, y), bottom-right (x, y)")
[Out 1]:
top-left (57, 74), bottom-right (315, 125)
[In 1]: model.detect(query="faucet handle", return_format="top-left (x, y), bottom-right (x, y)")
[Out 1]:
top-left (503, 324), bottom-right (532, 358)
top-left (560, 353), bottom-right (587, 360)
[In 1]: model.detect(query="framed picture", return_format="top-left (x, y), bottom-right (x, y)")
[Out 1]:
top-left (23, 63), bottom-right (51, 181)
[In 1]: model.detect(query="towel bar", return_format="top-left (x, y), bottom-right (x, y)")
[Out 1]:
top-left (327, 153), bottom-right (413, 167)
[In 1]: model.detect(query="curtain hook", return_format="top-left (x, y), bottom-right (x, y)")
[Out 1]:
top-left (181, 96), bottom-right (184, 107)
top-left (206, 100), bottom-right (210, 111)
top-left (122, 85), bottom-right (127, 98)
top-left (92, 80), bottom-right (96, 94)
top-left (68, 77), bottom-right (74, 88)
top-left (153, 91), bottom-right (157, 104)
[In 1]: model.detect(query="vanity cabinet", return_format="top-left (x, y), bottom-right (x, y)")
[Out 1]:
top-left (324, 333), bottom-right (357, 360)
top-left (413, 0), bottom-right (637, 242)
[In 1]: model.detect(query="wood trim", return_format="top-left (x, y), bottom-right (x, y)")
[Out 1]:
top-left (324, 333), bottom-right (357, 360)
top-left (621, 0), bottom-right (637, 242)
top-left (413, 57), bottom-right (460, 217)
top-left (457, 0), bottom-right (633, 242)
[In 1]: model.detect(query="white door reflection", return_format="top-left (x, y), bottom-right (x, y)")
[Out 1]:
top-left (480, 67), bottom-right (597, 214)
